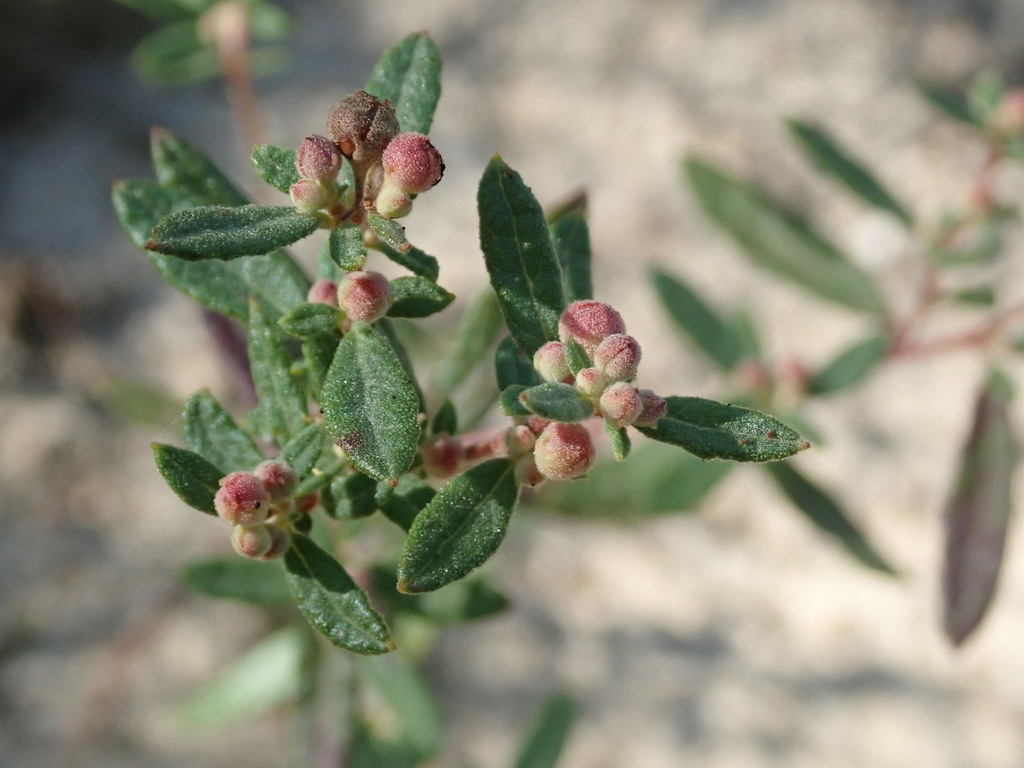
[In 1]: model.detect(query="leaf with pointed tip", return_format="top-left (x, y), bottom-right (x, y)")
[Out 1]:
top-left (279, 302), bottom-right (341, 338)
top-left (279, 424), bottom-right (326, 480)
top-left (636, 396), bottom-right (808, 462)
top-left (550, 210), bottom-right (593, 302)
top-left (431, 399), bottom-right (458, 436)
top-left (519, 382), bottom-right (594, 423)
top-left (251, 144), bottom-right (299, 194)
top-left (365, 32), bottom-right (442, 134)
top-left (321, 324), bottom-right (421, 483)
top-left (152, 442), bottom-right (223, 515)
top-left (916, 78), bottom-right (976, 126)
top-left (183, 389), bottom-right (265, 472)
top-left (512, 692), bottom-right (576, 768)
top-left (284, 535), bottom-right (394, 654)
top-left (604, 419), bottom-right (631, 461)
top-left (180, 558), bottom-right (292, 605)
top-left (329, 223), bottom-right (367, 271)
top-left (376, 240), bottom-right (439, 280)
top-left (398, 459), bottom-right (519, 593)
top-left (387, 276), bottom-right (455, 318)
top-left (247, 299), bottom-right (308, 444)
top-left (495, 336), bottom-right (541, 391)
top-left (322, 472), bottom-right (378, 520)
top-left (478, 157), bottom-right (566, 356)
top-left (807, 334), bottom-right (888, 396)
top-left (499, 385), bottom-right (531, 417)
top-left (368, 213), bottom-right (411, 254)
top-left (378, 475), bottom-right (436, 532)
top-left (151, 126), bottom-right (249, 206)
top-left (942, 371), bottom-right (1017, 646)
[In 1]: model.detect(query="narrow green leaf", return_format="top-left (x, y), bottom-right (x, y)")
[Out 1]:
top-left (321, 324), bottom-right (421, 483)
top-left (807, 334), bottom-right (888, 396)
top-left (180, 558), bottom-right (292, 605)
top-left (684, 156), bottom-right (885, 313)
top-left (478, 156), bottom-right (566, 355)
top-left (146, 204), bottom-right (321, 260)
top-left (604, 419), bottom-right (631, 461)
top-left (968, 71), bottom-right (1006, 125)
top-left (251, 144), bottom-right (300, 194)
top-left (302, 331), bottom-right (341, 399)
top-left (131, 22), bottom-right (217, 85)
top-left (432, 291), bottom-right (504, 397)
top-left (330, 223), bottom-right (367, 271)
top-left (942, 371), bottom-right (1017, 646)
top-left (183, 389), bottom-right (265, 472)
top-left (550, 210), bottom-right (593, 302)
top-left (376, 240), bottom-right (439, 280)
top-left (152, 442), bottom-right (223, 514)
top-left (636, 396), bottom-right (809, 462)
top-left (279, 424), bottom-right (326, 480)
top-left (284, 534), bottom-right (394, 654)
top-left (431, 399), bottom-right (458, 436)
top-left (294, 454), bottom-right (344, 497)
top-left (766, 462), bottom-right (896, 574)
top-left (495, 336), bottom-right (541, 390)
top-left (365, 32), bottom-right (442, 134)
top-left (725, 309), bottom-right (762, 361)
top-left (247, 298), bottom-right (308, 443)
top-left (512, 692), bottom-right (576, 768)
top-left (151, 126), bottom-right (248, 206)
top-left (323, 471), bottom-right (379, 519)
top-left (398, 459), bottom-right (519, 593)
top-left (916, 78), bottom-right (976, 126)
top-left (787, 120), bottom-right (913, 225)
top-left (279, 302), bottom-right (342, 337)
top-left (650, 267), bottom-right (746, 371)
top-left (378, 475), bottom-right (436, 532)
top-left (519, 382), bottom-right (595, 423)
top-left (387, 276), bottom-right (455, 318)
top-left (357, 655), bottom-right (442, 760)
top-left (367, 213), bottom-right (411, 254)
top-left (499, 385), bottom-right (532, 417)
top-left (950, 286), bottom-right (997, 306)
top-left (562, 338), bottom-right (590, 374)
top-left (112, 179), bottom-right (174, 248)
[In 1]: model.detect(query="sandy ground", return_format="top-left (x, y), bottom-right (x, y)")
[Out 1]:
top-left (3, 0), bottom-right (1024, 766)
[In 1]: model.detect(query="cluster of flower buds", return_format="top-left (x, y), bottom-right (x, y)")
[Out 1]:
top-left (290, 134), bottom-right (345, 220)
top-left (213, 460), bottom-right (314, 560)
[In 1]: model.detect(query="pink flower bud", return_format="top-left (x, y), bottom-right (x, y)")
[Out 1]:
top-left (295, 492), bottom-right (319, 514)
top-left (505, 424), bottom-right (536, 456)
top-left (326, 90), bottom-right (399, 162)
top-left (533, 422), bottom-right (596, 481)
top-left (599, 382), bottom-right (643, 428)
top-left (215, 471), bottom-right (271, 526)
top-left (296, 134), bottom-right (342, 182)
top-left (533, 341), bottom-right (572, 383)
top-left (593, 333), bottom-right (641, 382)
top-left (253, 460), bottom-right (298, 502)
top-left (307, 278), bottom-right (338, 306)
top-left (634, 389), bottom-right (668, 428)
top-left (382, 132), bottom-right (444, 194)
top-left (290, 179), bottom-right (330, 213)
top-left (232, 524), bottom-right (273, 559)
top-left (337, 270), bottom-right (390, 323)
top-left (373, 178), bottom-right (413, 219)
top-left (514, 455), bottom-right (546, 487)
top-left (574, 367), bottom-right (606, 400)
top-left (423, 435), bottom-right (464, 479)
top-left (258, 526), bottom-right (291, 560)
top-left (526, 415), bottom-right (551, 435)
top-left (558, 300), bottom-right (626, 355)
top-left (993, 89), bottom-right (1024, 136)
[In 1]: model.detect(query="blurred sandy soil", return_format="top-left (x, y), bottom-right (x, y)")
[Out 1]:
top-left (3, 0), bottom-right (1024, 766)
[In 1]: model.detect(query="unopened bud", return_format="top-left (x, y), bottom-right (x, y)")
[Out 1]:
top-left (992, 89), bottom-right (1024, 136)
top-left (253, 460), bottom-right (298, 502)
top-left (307, 278), bottom-right (338, 306)
top-left (373, 177), bottom-right (413, 219)
top-left (574, 367), bottom-right (606, 400)
top-left (290, 179), bottom-right (330, 213)
top-left (505, 424), bottom-right (536, 456)
top-left (533, 422), bottom-right (596, 480)
top-left (382, 132), bottom-right (444, 194)
top-left (258, 526), bottom-right (291, 560)
top-left (526, 415), bottom-right (552, 435)
top-left (634, 389), bottom-right (668, 428)
top-left (558, 300), bottom-right (626, 355)
top-left (295, 492), bottom-right (319, 514)
top-left (326, 90), bottom-right (399, 162)
top-left (593, 333), bottom-right (641, 382)
top-left (337, 270), bottom-right (390, 323)
top-left (232, 524), bottom-right (274, 559)
top-left (215, 471), bottom-right (271, 526)
top-left (533, 341), bottom-right (572, 383)
top-left (514, 454), bottom-right (546, 487)
top-left (296, 134), bottom-right (342, 182)
top-left (423, 435), bottom-right (464, 479)
top-left (599, 382), bottom-right (643, 427)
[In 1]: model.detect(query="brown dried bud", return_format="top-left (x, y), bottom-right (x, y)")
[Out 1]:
top-left (382, 132), bottom-right (444, 194)
top-left (296, 134), bottom-right (342, 182)
top-left (326, 90), bottom-right (399, 162)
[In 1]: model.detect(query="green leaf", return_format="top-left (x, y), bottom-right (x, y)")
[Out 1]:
top-left (131, 22), bottom-right (217, 86)
top-left (329, 223), bottom-right (368, 271)
top-left (478, 156), bottom-right (567, 356)
top-left (495, 336), bottom-right (541, 391)
top-left (636, 396), bottom-right (809, 462)
top-left (375, 476), bottom-right (435, 532)
top-left (950, 286), bottom-right (997, 306)
top-left (284, 534), bottom-right (394, 654)
top-left (146, 204), bottom-right (321, 260)
top-left (247, 299), bottom-right (308, 443)
top-left (930, 221), bottom-right (1003, 267)
top-left (372, 565), bottom-right (508, 622)
top-left (684, 156), bottom-right (885, 313)
top-left (302, 331), bottom-right (341, 399)
top-left (765, 461), bottom-right (896, 574)
top-left (916, 78), bottom-right (976, 126)
top-left (968, 71), bottom-right (1006, 125)
top-left (376, 240), bottom-right (439, 281)
top-left (357, 655), bottom-right (442, 760)
top-left (151, 126), bottom-right (248, 207)
top-left (604, 419), bottom-right (631, 461)
top-left (112, 179), bottom-right (175, 248)
top-left (807, 334), bottom-right (888, 396)
top-left (499, 385), bottom-right (532, 417)
top-left (942, 370), bottom-right (1017, 646)
top-left (378, 318), bottom-right (427, 413)
top-left (183, 389), bottom-right (265, 472)
top-left (432, 291), bottom-right (504, 398)
top-left (323, 471), bottom-right (378, 520)
top-left (321, 324), bottom-right (421, 484)
top-left (787, 120), bottom-right (913, 225)
top-left (180, 558), bottom-right (292, 605)
top-left (387, 276), bottom-right (455, 318)
top-left (279, 302), bottom-right (342, 337)
top-left (519, 382), bottom-right (595, 422)
top-left (367, 213), bottom-right (411, 254)
top-left (398, 459), bottom-right (519, 593)
top-left (650, 268), bottom-right (747, 372)
top-left (512, 692), bottom-right (576, 768)
top-left (365, 32), bottom-right (442, 134)
top-left (152, 442), bottom-right (223, 514)
top-left (562, 338), bottom-right (590, 374)
top-left (251, 144), bottom-right (299, 194)
top-left (279, 424), bottom-right (326, 480)
top-left (112, 0), bottom-right (210, 23)
top-left (550, 210), bottom-right (593, 302)
top-left (431, 399), bottom-right (458, 436)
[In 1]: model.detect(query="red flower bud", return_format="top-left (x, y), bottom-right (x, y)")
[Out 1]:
top-left (232, 524), bottom-right (273, 559)
top-left (290, 179), bottom-right (330, 213)
top-left (505, 424), bottom-right (536, 456)
top-left (533, 422), bottom-right (596, 480)
top-left (215, 471), bottom-right (271, 526)
top-left (593, 333), bottom-right (641, 382)
top-left (373, 177), bottom-right (413, 219)
top-left (307, 278), bottom-right (338, 306)
top-left (258, 526), bottom-right (291, 561)
top-left (253, 460), bottom-right (298, 502)
top-left (634, 389), bottom-right (668, 428)
top-left (533, 341), bottom-right (572, 383)
top-left (296, 134), bottom-right (342, 182)
top-left (326, 90), bottom-right (399, 162)
top-left (558, 300), bottom-right (626, 355)
top-left (599, 382), bottom-right (643, 427)
top-left (382, 132), bottom-right (444, 194)
top-left (514, 454), bottom-right (546, 487)
top-left (337, 270), bottom-right (390, 323)
top-left (295, 492), bottom-right (319, 514)
top-left (574, 367), bottom-right (606, 400)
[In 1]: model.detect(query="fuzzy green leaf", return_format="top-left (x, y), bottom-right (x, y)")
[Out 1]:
top-left (604, 419), bottom-right (631, 461)
top-left (367, 213), bottom-right (411, 254)
top-left (247, 299), bottom-right (308, 443)
top-left (376, 241), bottom-right (439, 281)
top-left (636, 396), bottom-right (809, 462)
top-left (787, 120), bottom-right (913, 225)
top-left (916, 78), bottom-right (976, 126)
top-left (519, 382), bottom-right (594, 423)
top-left (302, 331), bottom-right (341, 400)
top-left (152, 442), bottom-right (223, 515)
top-left (180, 558), bottom-right (292, 605)
top-left (279, 302), bottom-right (342, 337)
top-left (478, 157), bottom-right (566, 356)
top-left (321, 324), bottom-right (421, 484)
top-left (329, 223), bottom-right (367, 271)
top-left (365, 32), bottom-right (442, 134)
top-left (499, 385), bottom-right (532, 416)
top-left (398, 459), bottom-right (519, 593)
top-left (495, 336), bottom-right (541, 391)
top-left (323, 472), bottom-right (379, 520)
top-left (430, 399), bottom-right (458, 436)
top-left (379, 475), bottom-right (437, 532)
top-left (284, 535), bottom-right (394, 654)
top-left (183, 389), bottom-right (265, 472)
top-left (357, 655), bottom-right (442, 761)
top-left (807, 334), bottom-right (888, 396)
top-left (251, 144), bottom-right (300, 194)
top-left (512, 692), bottom-right (577, 768)
top-left (766, 462), bottom-right (896, 574)
top-left (146, 204), bottom-right (321, 260)
top-left (551, 210), bottom-right (593, 302)
top-left (387, 276), bottom-right (455, 318)
top-left (650, 268), bottom-right (747, 371)
top-left (684, 156), bottom-right (885, 313)
top-left (151, 126), bottom-right (248, 206)
top-left (279, 424), bottom-right (326, 480)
